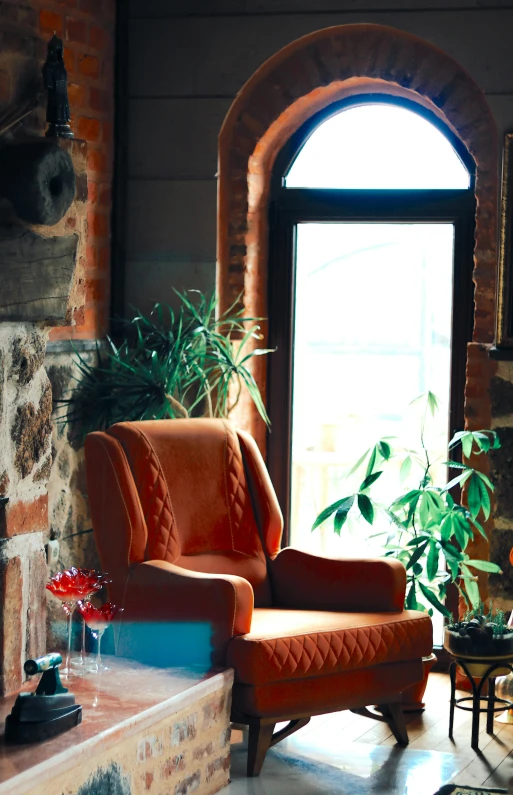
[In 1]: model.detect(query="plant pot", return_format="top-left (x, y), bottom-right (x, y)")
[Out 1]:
top-left (444, 627), bottom-right (513, 674)
top-left (401, 652), bottom-right (437, 712)
top-left (455, 656), bottom-right (513, 678)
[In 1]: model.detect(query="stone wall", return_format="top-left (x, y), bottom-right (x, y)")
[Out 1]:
top-left (0, 325), bottom-right (49, 695)
top-left (22, 681), bottom-right (232, 795)
top-left (0, 0), bottom-right (115, 692)
top-left (0, 133), bottom-right (90, 692)
top-left (45, 341), bottom-right (101, 649)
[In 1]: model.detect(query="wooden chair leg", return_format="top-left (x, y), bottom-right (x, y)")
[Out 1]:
top-left (376, 703), bottom-right (392, 718)
top-left (247, 719), bottom-right (276, 777)
top-left (382, 701), bottom-right (409, 746)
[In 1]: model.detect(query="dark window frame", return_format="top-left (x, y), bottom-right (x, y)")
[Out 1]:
top-left (272, 93), bottom-right (475, 195)
top-left (266, 96), bottom-right (477, 548)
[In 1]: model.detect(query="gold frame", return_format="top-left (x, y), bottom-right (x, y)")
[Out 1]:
top-left (496, 133), bottom-right (513, 347)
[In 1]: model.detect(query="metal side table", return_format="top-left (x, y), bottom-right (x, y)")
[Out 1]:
top-left (449, 656), bottom-right (513, 749)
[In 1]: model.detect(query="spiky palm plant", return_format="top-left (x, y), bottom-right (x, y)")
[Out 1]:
top-left (60, 291), bottom-right (272, 442)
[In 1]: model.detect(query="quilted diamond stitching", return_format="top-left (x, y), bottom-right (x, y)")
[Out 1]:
top-left (127, 430), bottom-right (179, 562)
top-left (245, 617), bottom-right (431, 681)
top-left (224, 425), bottom-right (247, 535)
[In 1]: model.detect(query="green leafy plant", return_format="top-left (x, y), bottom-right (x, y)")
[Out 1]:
top-left (60, 290), bottom-right (273, 442)
top-left (312, 392), bottom-right (502, 618)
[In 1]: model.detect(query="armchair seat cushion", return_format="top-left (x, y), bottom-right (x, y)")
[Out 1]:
top-left (227, 608), bottom-right (432, 686)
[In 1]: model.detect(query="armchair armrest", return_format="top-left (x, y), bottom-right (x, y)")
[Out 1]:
top-left (119, 560), bottom-right (254, 666)
top-left (270, 548), bottom-right (406, 612)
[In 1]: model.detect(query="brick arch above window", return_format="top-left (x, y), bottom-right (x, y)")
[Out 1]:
top-left (217, 23), bottom-right (498, 451)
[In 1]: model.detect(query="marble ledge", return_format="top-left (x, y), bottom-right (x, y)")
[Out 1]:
top-left (0, 657), bottom-right (234, 795)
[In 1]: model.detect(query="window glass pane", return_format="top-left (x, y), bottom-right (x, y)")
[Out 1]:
top-left (291, 222), bottom-right (453, 568)
top-left (285, 105), bottom-right (470, 189)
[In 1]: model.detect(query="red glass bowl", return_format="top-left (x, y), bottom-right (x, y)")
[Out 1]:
top-left (77, 601), bottom-right (122, 631)
top-left (46, 567), bottom-right (110, 602)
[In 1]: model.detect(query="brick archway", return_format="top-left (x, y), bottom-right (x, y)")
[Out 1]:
top-left (217, 23), bottom-right (498, 454)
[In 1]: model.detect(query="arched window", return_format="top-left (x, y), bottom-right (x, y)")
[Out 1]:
top-left (266, 96), bottom-right (475, 564)
top-left (285, 103), bottom-right (470, 190)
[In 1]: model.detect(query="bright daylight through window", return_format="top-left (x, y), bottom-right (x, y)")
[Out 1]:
top-left (285, 104), bottom-right (470, 189)
top-left (287, 104), bottom-right (471, 642)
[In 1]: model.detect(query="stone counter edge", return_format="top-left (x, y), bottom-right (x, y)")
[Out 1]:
top-left (0, 668), bottom-right (234, 795)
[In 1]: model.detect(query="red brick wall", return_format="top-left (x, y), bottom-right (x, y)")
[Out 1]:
top-left (218, 24), bottom-right (499, 456)
top-left (0, 0), bottom-right (116, 340)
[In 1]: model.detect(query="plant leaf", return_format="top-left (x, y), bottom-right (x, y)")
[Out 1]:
top-left (441, 513), bottom-right (456, 543)
top-left (365, 447), bottom-right (377, 479)
top-left (444, 460), bottom-right (473, 470)
top-left (400, 456), bottom-right (412, 483)
top-left (448, 430), bottom-right (466, 448)
top-left (406, 581), bottom-right (418, 610)
top-left (476, 475), bottom-right (491, 521)
top-left (452, 513), bottom-right (469, 549)
top-left (333, 496), bottom-right (355, 535)
top-left (391, 489), bottom-right (423, 510)
top-left (357, 493), bottom-right (375, 525)
top-left (427, 391), bottom-right (440, 417)
top-left (427, 541), bottom-right (439, 581)
top-left (439, 539), bottom-right (464, 562)
top-left (418, 581), bottom-right (452, 618)
top-left (377, 440), bottom-right (392, 460)
top-left (461, 564), bottom-right (480, 607)
top-left (442, 470), bottom-right (472, 492)
top-left (466, 559), bottom-right (502, 574)
top-left (473, 432), bottom-right (491, 453)
top-left (467, 473), bottom-right (482, 520)
top-left (470, 517), bottom-right (489, 541)
top-left (419, 492), bottom-right (432, 528)
top-left (407, 535), bottom-right (432, 546)
top-left (312, 496), bottom-right (355, 531)
top-left (475, 470), bottom-right (494, 491)
top-left (346, 448), bottom-right (370, 478)
top-left (405, 541), bottom-right (428, 570)
top-left (359, 471), bottom-right (382, 491)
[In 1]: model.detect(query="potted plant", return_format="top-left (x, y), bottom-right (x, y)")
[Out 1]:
top-left (312, 392), bottom-right (502, 708)
top-left (60, 290), bottom-right (272, 440)
top-left (445, 605), bottom-right (513, 676)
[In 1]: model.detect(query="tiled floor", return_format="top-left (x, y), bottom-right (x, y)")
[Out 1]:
top-left (226, 673), bottom-right (513, 794)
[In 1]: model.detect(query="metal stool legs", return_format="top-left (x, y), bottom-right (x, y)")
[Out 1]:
top-left (448, 657), bottom-right (513, 750)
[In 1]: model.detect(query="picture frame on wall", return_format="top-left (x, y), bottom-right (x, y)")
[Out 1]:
top-left (496, 133), bottom-right (513, 347)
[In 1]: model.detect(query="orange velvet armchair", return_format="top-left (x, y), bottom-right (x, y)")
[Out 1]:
top-left (85, 418), bottom-right (432, 776)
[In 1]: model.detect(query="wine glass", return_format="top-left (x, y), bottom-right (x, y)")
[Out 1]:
top-left (46, 567), bottom-right (109, 677)
top-left (71, 569), bottom-right (111, 671)
top-left (77, 602), bottom-right (122, 674)
top-left (46, 569), bottom-right (81, 676)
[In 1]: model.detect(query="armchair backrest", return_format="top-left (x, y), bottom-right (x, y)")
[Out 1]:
top-left (85, 419), bottom-right (283, 606)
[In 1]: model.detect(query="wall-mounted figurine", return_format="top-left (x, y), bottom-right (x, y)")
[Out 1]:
top-left (42, 34), bottom-right (73, 139)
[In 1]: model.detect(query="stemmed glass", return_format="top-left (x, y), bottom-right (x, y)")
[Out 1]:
top-left (46, 568), bottom-right (109, 677)
top-left (77, 602), bottom-right (122, 674)
top-left (73, 570), bottom-right (111, 672)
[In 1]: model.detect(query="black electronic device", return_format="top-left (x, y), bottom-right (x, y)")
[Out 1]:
top-left (4, 653), bottom-right (82, 744)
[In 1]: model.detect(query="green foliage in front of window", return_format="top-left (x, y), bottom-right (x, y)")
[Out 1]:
top-left (312, 392), bottom-right (502, 618)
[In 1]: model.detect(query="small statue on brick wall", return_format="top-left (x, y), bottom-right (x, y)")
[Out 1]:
top-left (42, 34), bottom-right (73, 139)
